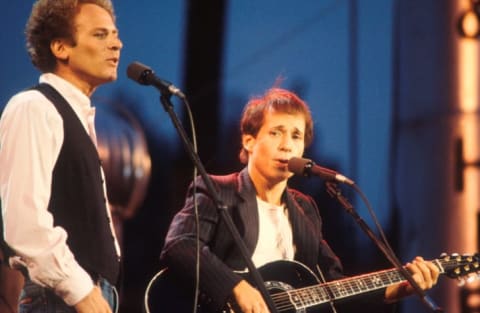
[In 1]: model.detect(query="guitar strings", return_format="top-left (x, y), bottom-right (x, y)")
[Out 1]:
top-left (264, 268), bottom-right (415, 311)
top-left (263, 256), bottom-right (474, 312)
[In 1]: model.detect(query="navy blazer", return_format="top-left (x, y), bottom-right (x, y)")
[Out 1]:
top-left (160, 167), bottom-right (346, 311)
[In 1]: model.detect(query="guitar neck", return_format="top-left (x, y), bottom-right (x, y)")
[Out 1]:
top-left (278, 259), bottom-right (444, 310)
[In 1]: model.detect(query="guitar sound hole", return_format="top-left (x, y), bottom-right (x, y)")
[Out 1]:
top-left (265, 281), bottom-right (305, 313)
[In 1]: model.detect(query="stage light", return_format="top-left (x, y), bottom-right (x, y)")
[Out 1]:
top-left (459, 10), bottom-right (480, 38)
top-left (459, 1), bottom-right (480, 38)
top-left (460, 10), bottom-right (480, 38)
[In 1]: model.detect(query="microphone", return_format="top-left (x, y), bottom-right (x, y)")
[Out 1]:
top-left (127, 61), bottom-right (185, 99)
top-left (288, 157), bottom-right (355, 185)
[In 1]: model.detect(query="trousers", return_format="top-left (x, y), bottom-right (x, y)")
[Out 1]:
top-left (18, 278), bottom-right (118, 313)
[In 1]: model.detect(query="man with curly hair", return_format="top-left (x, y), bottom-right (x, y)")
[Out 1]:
top-left (0, 1), bottom-right (123, 312)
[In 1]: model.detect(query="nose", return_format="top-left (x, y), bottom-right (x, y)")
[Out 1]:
top-left (110, 36), bottom-right (123, 51)
top-left (279, 135), bottom-right (293, 152)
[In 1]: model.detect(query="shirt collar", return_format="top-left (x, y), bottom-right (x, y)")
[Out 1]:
top-left (39, 73), bottom-right (96, 136)
top-left (39, 73), bottom-right (92, 111)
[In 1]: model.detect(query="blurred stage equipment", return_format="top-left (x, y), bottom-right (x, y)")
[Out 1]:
top-left (459, 0), bottom-right (480, 38)
top-left (95, 102), bottom-right (152, 241)
top-left (395, 0), bottom-right (480, 312)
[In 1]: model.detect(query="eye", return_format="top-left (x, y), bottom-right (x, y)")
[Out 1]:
top-left (270, 130), bottom-right (281, 137)
top-left (292, 132), bottom-right (304, 140)
top-left (293, 135), bottom-right (302, 140)
top-left (94, 31), bottom-right (108, 39)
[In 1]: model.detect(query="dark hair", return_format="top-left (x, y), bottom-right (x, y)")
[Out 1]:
top-left (25, 0), bottom-right (116, 72)
top-left (239, 87), bottom-right (314, 164)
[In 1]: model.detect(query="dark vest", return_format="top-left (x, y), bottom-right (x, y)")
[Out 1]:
top-left (34, 83), bottom-right (119, 285)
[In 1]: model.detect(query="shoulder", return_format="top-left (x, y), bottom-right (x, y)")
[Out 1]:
top-left (287, 188), bottom-right (315, 206)
top-left (286, 188), bottom-right (322, 224)
top-left (2, 88), bottom-right (58, 121)
top-left (0, 88), bottom-right (63, 148)
top-left (209, 172), bottom-right (240, 187)
top-left (190, 172), bottom-right (240, 194)
top-left (189, 172), bottom-right (242, 206)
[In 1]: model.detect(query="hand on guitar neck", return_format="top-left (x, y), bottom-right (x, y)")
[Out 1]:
top-left (384, 256), bottom-right (440, 303)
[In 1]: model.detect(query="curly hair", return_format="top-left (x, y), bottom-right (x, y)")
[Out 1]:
top-left (239, 87), bottom-right (314, 164)
top-left (25, 0), bottom-right (115, 73)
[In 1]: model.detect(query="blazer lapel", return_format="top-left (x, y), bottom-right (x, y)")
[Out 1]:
top-left (235, 169), bottom-right (260, 255)
top-left (284, 190), bottom-right (319, 267)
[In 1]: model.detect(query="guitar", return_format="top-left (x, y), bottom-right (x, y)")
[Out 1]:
top-left (144, 253), bottom-right (480, 313)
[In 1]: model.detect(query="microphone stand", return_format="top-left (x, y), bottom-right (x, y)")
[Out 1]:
top-left (158, 93), bottom-right (278, 313)
top-left (325, 182), bottom-right (443, 312)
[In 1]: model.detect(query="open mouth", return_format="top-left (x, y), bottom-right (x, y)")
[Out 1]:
top-left (107, 58), bottom-right (119, 65)
top-left (277, 159), bottom-right (289, 165)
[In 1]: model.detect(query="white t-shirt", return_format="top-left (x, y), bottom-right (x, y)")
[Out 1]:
top-left (251, 197), bottom-right (295, 268)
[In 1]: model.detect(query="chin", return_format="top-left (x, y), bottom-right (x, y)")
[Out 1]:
top-left (107, 72), bottom-right (118, 81)
top-left (275, 168), bottom-right (291, 179)
top-left (99, 74), bottom-right (118, 84)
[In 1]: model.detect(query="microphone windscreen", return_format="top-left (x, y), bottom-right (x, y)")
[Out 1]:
top-left (288, 157), bottom-right (311, 175)
top-left (127, 61), bottom-right (150, 84)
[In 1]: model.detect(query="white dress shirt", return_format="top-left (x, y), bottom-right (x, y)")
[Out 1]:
top-left (0, 73), bottom-right (120, 306)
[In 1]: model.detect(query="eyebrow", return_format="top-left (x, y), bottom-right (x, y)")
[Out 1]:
top-left (271, 125), bottom-right (304, 134)
top-left (91, 27), bottom-right (119, 33)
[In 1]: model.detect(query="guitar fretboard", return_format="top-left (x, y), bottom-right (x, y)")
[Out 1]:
top-left (272, 258), bottom-right (447, 311)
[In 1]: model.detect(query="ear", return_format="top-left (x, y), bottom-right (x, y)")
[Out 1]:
top-left (50, 39), bottom-right (69, 61)
top-left (242, 134), bottom-right (255, 153)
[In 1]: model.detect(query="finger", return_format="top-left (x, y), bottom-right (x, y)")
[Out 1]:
top-left (404, 262), bottom-right (426, 289)
top-left (260, 301), bottom-right (271, 313)
top-left (412, 258), bottom-right (436, 289)
top-left (416, 262), bottom-right (433, 289)
top-left (425, 261), bottom-right (440, 283)
top-left (253, 303), bottom-right (263, 313)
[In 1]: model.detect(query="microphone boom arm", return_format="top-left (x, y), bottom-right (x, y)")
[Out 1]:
top-left (157, 92), bottom-right (279, 313)
top-left (325, 182), bottom-right (443, 312)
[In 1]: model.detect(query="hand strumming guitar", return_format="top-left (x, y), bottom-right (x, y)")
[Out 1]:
top-left (231, 280), bottom-right (270, 313)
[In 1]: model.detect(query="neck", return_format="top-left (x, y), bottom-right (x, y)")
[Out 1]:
top-left (54, 68), bottom-right (97, 97)
top-left (249, 171), bottom-right (287, 206)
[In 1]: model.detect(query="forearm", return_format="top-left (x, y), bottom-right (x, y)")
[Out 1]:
top-left (5, 217), bottom-right (93, 305)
